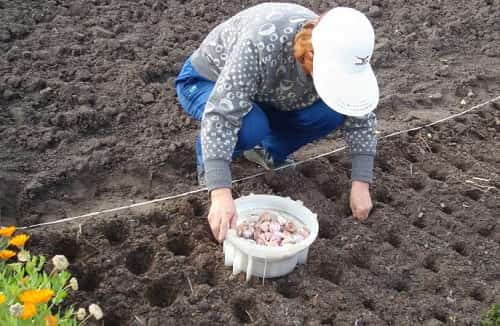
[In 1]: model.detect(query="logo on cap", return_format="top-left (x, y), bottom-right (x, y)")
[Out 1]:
top-left (354, 55), bottom-right (370, 66)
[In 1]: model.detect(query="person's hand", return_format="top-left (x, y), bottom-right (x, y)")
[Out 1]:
top-left (350, 181), bottom-right (373, 221)
top-left (208, 188), bottom-right (237, 242)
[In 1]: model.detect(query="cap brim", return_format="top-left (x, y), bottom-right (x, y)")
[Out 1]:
top-left (312, 60), bottom-right (379, 117)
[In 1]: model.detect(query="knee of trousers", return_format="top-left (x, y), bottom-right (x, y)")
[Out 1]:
top-left (310, 110), bottom-right (346, 135)
top-left (236, 107), bottom-right (271, 151)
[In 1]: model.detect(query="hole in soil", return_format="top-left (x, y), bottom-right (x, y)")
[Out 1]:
top-left (145, 277), bottom-right (179, 307)
top-left (318, 218), bottom-right (340, 239)
top-left (453, 159), bottom-right (473, 171)
top-left (422, 254), bottom-right (439, 272)
top-left (408, 176), bottom-right (426, 191)
top-left (428, 169), bottom-right (446, 181)
top-left (362, 298), bottom-right (375, 311)
top-left (464, 189), bottom-right (482, 201)
top-left (348, 246), bottom-right (371, 269)
top-left (263, 171), bottom-right (287, 193)
top-left (231, 296), bottom-right (255, 324)
top-left (430, 143), bottom-right (442, 153)
top-left (103, 312), bottom-right (125, 326)
top-left (139, 69), bottom-right (175, 84)
top-left (198, 270), bottom-right (216, 286)
top-left (166, 235), bottom-right (193, 256)
top-left (385, 230), bottom-right (401, 248)
top-left (321, 314), bottom-right (337, 325)
top-left (405, 151), bottom-right (419, 163)
top-left (477, 223), bottom-right (495, 237)
top-left (413, 216), bottom-right (426, 229)
top-left (451, 241), bottom-right (467, 256)
top-left (470, 286), bottom-right (486, 302)
top-left (319, 182), bottom-right (342, 199)
top-left (377, 159), bottom-right (393, 173)
top-left (52, 237), bottom-right (80, 262)
top-left (174, 198), bottom-right (196, 217)
top-left (102, 220), bottom-right (129, 244)
top-left (125, 245), bottom-right (154, 275)
top-left (375, 189), bottom-right (393, 204)
top-left (440, 205), bottom-right (453, 215)
top-left (188, 197), bottom-right (205, 217)
top-left (299, 162), bottom-right (321, 178)
top-left (390, 278), bottom-right (410, 293)
top-left (318, 261), bottom-right (344, 285)
top-left (276, 278), bottom-right (301, 299)
top-left (71, 265), bottom-right (102, 292)
top-left (145, 210), bottom-right (172, 227)
top-left (433, 309), bottom-right (448, 323)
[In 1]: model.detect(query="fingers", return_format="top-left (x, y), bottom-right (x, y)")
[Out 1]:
top-left (352, 206), bottom-right (371, 221)
top-left (209, 210), bottom-right (233, 243)
top-left (208, 213), bottom-right (220, 241)
top-left (350, 195), bottom-right (373, 221)
top-left (357, 210), bottom-right (369, 221)
top-left (218, 219), bottom-right (228, 243)
top-left (218, 212), bottom-right (236, 242)
top-left (230, 212), bottom-right (238, 229)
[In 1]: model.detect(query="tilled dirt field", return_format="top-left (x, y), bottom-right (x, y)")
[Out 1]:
top-left (1, 0), bottom-right (500, 325)
top-left (0, 0), bottom-right (499, 225)
top-left (29, 106), bottom-right (499, 325)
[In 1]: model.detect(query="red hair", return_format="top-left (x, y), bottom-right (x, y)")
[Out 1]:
top-left (293, 18), bottom-right (322, 76)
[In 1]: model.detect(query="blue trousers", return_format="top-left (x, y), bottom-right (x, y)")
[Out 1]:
top-left (175, 57), bottom-right (345, 170)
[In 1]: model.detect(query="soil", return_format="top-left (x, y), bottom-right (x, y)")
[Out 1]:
top-left (0, 0), bottom-right (499, 325)
top-left (28, 103), bottom-right (500, 326)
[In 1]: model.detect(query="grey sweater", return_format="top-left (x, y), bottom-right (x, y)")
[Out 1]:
top-left (191, 3), bottom-right (377, 191)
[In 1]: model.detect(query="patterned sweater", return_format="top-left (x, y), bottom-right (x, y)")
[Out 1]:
top-left (190, 2), bottom-right (377, 191)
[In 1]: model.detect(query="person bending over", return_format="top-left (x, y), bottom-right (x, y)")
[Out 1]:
top-left (176, 3), bottom-right (379, 242)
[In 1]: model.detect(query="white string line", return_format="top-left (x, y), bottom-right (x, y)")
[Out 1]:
top-left (18, 95), bottom-right (500, 230)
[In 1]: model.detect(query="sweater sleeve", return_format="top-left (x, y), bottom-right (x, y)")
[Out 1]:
top-left (343, 112), bottom-right (377, 183)
top-left (201, 39), bottom-right (261, 191)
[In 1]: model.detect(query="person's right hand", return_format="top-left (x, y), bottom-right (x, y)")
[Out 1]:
top-left (208, 188), bottom-right (237, 242)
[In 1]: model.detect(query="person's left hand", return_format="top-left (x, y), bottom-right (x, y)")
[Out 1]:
top-left (350, 181), bottom-right (373, 221)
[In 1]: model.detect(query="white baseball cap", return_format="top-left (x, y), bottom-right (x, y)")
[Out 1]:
top-left (312, 7), bottom-right (379, 117)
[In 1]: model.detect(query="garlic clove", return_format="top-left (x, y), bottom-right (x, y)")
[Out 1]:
top-left (269, 239), bottom-right (281, 246)
top-left (284, 222), bottom-right (297, 233)
top-left (237, 223), bottom-right (248, 237)
top-left (298, 226), bottom-right (310, 238)
top-left (260, 221), bottom-right (270, 232)
top-left (269, 221), bottom-right (281, 233)
top-left (258, 212), bottom-right (273, 223)
top-left (277, 215), bottom-right (287, 226)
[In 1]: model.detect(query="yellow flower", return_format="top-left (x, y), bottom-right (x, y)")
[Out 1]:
top-left (19, 289), bottom-right (54, 305)
top-left (0, 250), bottom-right (16, 260)
top-left (45, 314), bottom-right (58, 326)
top-left (0, 226), bottom-right (16, 237)
top-left (20, 303), bottom-right (37, 320)
top-left (0, 292), bottom-right (6, 304)
top-left (9, 234), bottom-right (30, 248)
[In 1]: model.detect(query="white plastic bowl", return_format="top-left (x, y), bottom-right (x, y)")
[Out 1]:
top-left (223, 194), bottom-right (319, 281)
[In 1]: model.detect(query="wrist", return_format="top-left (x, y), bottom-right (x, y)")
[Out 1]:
top-left (352, 180), bottom-right (370, 191)
top-left (210, 187), bottom-right (232, 200)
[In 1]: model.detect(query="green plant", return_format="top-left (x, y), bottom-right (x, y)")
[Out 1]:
top-left (0, 226), bottom-right (103, 325)
top-left (481, 303), bottom-right (500, 326)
